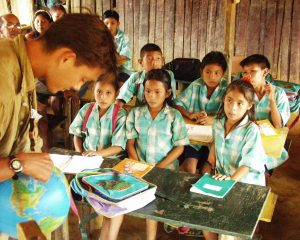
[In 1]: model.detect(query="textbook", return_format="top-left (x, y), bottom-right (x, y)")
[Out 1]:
top-left (185, 124), bottom-right (213, 143)
top-left (112, 158), bottom-right (154, 178)
top-left (50, 154), bottom-right (103, 174)
top-left (190, 173), bottom-right (236, 198)
top-left (256, 119), bottom-right (278, 137)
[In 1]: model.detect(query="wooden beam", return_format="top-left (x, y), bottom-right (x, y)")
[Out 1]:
top-left (17, 220), bottom-right (47, 240)
top-left (225, 0), bottom-right (239, 82)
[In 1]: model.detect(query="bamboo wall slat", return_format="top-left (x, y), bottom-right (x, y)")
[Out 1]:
top-left (68, 0), bottom-right (300, 84)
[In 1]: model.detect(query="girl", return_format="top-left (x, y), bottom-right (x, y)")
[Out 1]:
top-left (26, 10), bottom-right (53, 40)
top-left (101, 69), bottom-right (189, 240)
top-left (127, 68), bottom-right (189, 239)
top-left (203, 80), bottom-right (267, 240)
top-left (175, 51), bottom-right (228, 174)
top-left (69, 77), bottom-right (126, 157)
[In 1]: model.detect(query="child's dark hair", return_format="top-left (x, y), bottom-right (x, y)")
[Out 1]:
top-left (216, 80), bottom-right (256, 121)
top-left (201, 51), bottom-right (227, 72)
top-left (95, 72), bottom-right (119, 92)
top-left (103, 10), bottom-right (119, 21)
top-left (50, 4), bottom-right (67, 14)
top-left (140, 43), bottom-right (162, 59)
top-left (240, 54), bottom-right (270, 69)
top-left (144, 69), bottom-right (174, 106)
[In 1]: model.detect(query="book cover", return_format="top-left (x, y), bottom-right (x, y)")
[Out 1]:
top-left (185, 124), bottom-right (213, 143)
top-left (190, 173), bottom-right (236, 198)
top-left (112, 158), bottom-right (154, 178)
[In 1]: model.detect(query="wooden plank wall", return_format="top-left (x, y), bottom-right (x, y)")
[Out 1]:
top-left (67, 0), bottom-right (300, 84)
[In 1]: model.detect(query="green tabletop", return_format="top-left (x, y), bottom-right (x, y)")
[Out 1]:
top-left (51, 147), bottom-right (269, 239)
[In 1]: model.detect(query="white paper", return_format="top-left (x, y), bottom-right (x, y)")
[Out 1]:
top-left (50, 154), bottom-right (103, 174)
top-left (259, 123), bottom-right (277, 136)
top-left (186, 124), bottom-right (213, 143)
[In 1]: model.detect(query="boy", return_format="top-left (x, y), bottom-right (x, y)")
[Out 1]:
top-left (50, 4), bottom-right (67, 21)
top-left (240, 54), bottom-right (290, 170)
top-left (0, 13), bottom-right (21, 39)
top-left (103, 9), bottom-right (133, 81)
top-left (175, 51), bottom-right (228, 174)
top-left (116, 43), bottom-right (177, 107)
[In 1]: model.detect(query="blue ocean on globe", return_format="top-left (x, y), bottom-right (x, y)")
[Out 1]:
top-left (0, 167), bottom-right (70, 238)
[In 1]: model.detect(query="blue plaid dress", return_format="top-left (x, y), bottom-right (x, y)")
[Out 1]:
top-left (255, 86), bottom-right (290, 169)
top-left (69, 103), bottom-right (127, 151)
top-left (126, 104), bottom-right (190, 169)
top-left (213, 116), bottom-right (267, 186)
top-left (117, 70), bottom-right (177, 106)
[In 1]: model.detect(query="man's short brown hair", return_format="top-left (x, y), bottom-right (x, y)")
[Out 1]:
top-left (40, 14), bottom-right (117, 74)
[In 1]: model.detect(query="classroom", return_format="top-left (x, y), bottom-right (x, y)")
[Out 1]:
top-left (0, 0), bottom-right (299, 239)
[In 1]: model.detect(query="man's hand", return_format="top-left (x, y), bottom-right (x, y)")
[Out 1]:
top-left (17, 153), bottom-right (54, 182)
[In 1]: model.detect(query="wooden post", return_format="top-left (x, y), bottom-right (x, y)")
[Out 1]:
top-left (17, 220), bottom-right (47, 240)
top-left (225, 0), bottom-right (240, 82)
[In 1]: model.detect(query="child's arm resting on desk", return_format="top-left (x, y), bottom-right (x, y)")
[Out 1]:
top-left (83, 146), bottom-right (123, 157)
top-left (126, 138), bottom-right (139, 161)
top-left (156, 146), bottom-right (184, 168)
top-left (213, 166), bottom-right (250, 181)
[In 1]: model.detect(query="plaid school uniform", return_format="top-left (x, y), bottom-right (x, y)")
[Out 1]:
top-left (255, 86), bottom-right (290, 169)
top-left (213, 116), bottom-right (267, 186)
top-left (117, 70), bottom-right (177, 106)
top-left (115, 29), bottom-right (133, 75)
top-left (69, 103), bottom-right (127, 151)
top-left (126, 104), bottom-right (190, 169)
top-left (174, 77), bottom-right (227, 151)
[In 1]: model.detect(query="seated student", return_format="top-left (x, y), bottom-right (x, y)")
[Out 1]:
top-left (175, 51), bottom-right (228, 174)
top-left (69, 76), bottom-right (126, 157)
top-left (103, 9), bottom-right (133, 82)
top-left (240, 54), bottom-right (290, 171)
top-left (50, 4), bottom-right (67, 21)
top-left (116, 43), bottom-right (177, 107)
top-left (0, 13), bottom-right (21, 39)
top-left (26, 10), bottom-right (53, 40)
top-left (203, 80), bottom-right (267, 240)
top-left (101, 69), bottom-right (189, 240)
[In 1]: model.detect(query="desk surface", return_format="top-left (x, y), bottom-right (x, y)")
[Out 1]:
top-left (52, 148), bottom-right (269, 239)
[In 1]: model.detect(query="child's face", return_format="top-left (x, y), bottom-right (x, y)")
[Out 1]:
top-left (139, 51), bottom-right (164, 73)
top-left (144, 79), bottom-right (171, 110)
top-left (242, 64), bottom-right (268, 88)
top-left (103, 17), bottom-right (119, 36)
top-left (34, 15), bottom-right (51, 34)
top-left (201, 64), bottom-right (224, 89)
top-left (94, 82), bottom-right (117, 110)
top-left (224, 89), bottom-right (252, 124)
top-left (51, 9), bottom-right (65, 22)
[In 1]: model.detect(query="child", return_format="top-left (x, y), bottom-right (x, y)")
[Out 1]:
top-left (240, 54), bottom-right (290, 171)
top-left (203, 80), bottom-right (267, 240)
top-left (26, 10), bottom-right (53, 40)
top-left (101, 69), bottom-right (189, 240)
top-left (175, 51), bottom-right (228, 174)
top-left (116, 43), bottom-right (177, 107)
top-left (50, 4), bottom-right (67, 22)
top-left (69, 77), bottom-right (126, 157)
top-left (103, 10), bottom-right (133, 81)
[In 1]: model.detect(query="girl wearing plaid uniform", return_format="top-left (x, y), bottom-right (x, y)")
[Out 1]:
top-left (203, 80), bottom-right (267, 240)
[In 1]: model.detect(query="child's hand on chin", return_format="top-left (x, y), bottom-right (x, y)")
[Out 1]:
top-left (212, 174), bottom-right (231, 181)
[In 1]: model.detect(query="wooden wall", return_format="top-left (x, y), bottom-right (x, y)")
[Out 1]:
top-left (67, 0), bottom-right (300, 84)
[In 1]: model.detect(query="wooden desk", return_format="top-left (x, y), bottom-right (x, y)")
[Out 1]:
top-left (51, 148), bottom-right (270, 239)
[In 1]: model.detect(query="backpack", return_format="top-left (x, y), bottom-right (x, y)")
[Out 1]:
top-left (163, 58), bottom-right (201, 82)
top-left (82, 102), bottom-right (120, 133)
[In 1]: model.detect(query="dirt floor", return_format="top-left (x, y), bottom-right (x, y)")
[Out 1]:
top-left (60, 135), bottom-right (300, 240)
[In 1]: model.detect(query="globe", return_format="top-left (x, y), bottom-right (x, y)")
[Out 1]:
top-left (0, 167), bottom-right (70, 238)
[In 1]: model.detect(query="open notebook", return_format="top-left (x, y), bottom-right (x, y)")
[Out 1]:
top-left (50, 154), bottom-right (103, 174)
top-left (185, 124), bottom-right (213, 143)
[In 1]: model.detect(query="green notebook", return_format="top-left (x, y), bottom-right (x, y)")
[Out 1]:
top-left (190, 173), bottom-right (237, 198)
